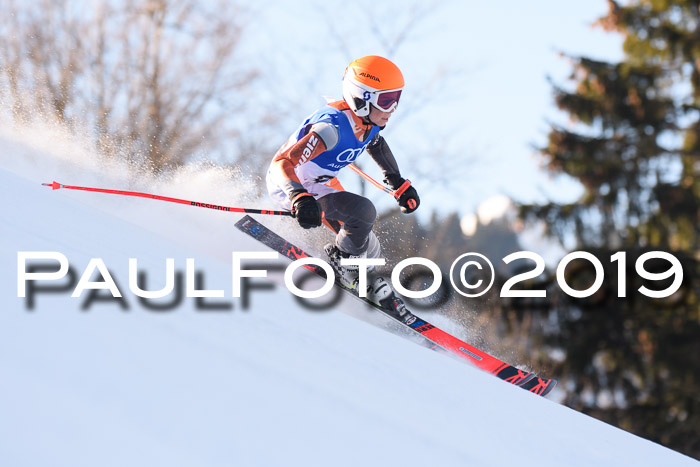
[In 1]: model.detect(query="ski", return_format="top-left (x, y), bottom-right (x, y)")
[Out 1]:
top-left (235, 215), bottom-right (557, 397)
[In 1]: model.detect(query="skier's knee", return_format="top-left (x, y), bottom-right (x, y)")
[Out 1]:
top-left (356, 197), bottom-right (377, 225)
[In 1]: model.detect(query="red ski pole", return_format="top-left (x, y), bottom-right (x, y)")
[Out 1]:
top-left (347, 164), bottom-right (394, 195)
top-left (347, 164), bottom-right (416, 209)
top-left (42, 181), bottom-right (295, 217)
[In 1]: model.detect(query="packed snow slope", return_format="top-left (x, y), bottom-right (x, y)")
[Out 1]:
top-left (1, 124), bottom-right (697, 467)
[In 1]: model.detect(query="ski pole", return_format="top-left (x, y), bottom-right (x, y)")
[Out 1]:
top-left (347, 164), bottom-right (393, 195)
top-left (348, 164), bottom-right (417, 210)
top-left (41, 181), bottom-right (295, 217)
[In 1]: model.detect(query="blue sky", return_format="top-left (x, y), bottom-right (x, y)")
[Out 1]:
top-left (241, 1), bottom-right (624, 219)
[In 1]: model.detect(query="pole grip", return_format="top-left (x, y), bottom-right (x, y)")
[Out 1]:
top-left (392, 179), bottom-right (412, 200)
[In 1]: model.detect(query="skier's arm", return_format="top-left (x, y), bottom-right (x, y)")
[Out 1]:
top-left (366, 135), bottom-right (400, 178)
top-left (269, 122), bottom-right (338, 200)
top-left (366, 135), bottom-right (420, 214)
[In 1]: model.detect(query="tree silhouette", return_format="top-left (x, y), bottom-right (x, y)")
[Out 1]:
top-left (520, 0), bottom-right (700, 457)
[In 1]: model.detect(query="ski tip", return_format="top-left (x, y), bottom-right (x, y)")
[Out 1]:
top-left (41, 181), bottom-right (62, 190)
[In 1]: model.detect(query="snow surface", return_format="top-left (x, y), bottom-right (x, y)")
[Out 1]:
top-left (1, 123), bottom-right (697, 467)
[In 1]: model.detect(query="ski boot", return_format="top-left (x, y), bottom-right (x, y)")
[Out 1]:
top-left (325, 244), bottom-right (408, 319)
top-left (368, 276), bottom-right (407, 319)
top-left (324, 244), bottom-right (362, 290)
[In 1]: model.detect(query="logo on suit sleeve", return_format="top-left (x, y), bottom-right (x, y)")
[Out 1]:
top-left (299, 135), bottom-right (319, 164)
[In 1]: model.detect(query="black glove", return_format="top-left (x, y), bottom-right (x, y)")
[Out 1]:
top-left (290, 190), bottom-right (322, 228)
top-left (384, 174), bottom-right (420, 214)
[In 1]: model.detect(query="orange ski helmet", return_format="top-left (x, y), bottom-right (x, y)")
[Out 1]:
top-left (342, 55), bottom-right (404, 118)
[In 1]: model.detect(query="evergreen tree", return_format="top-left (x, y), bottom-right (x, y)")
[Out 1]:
top-left (521, 0), bottom-right (700, 457)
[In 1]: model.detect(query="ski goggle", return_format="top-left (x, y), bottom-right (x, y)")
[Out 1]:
top-left (370, 89), bottom-right (402, 112)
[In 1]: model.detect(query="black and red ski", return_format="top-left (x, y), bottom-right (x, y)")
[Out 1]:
top-left (235, 215), bottom-right (557, 397)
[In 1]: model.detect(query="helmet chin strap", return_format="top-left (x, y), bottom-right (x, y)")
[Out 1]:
top-left (362, 104), bottom-right (376, 126)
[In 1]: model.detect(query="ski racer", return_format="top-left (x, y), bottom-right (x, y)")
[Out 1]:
top-left (266, 55), bottom-right (420, 291)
